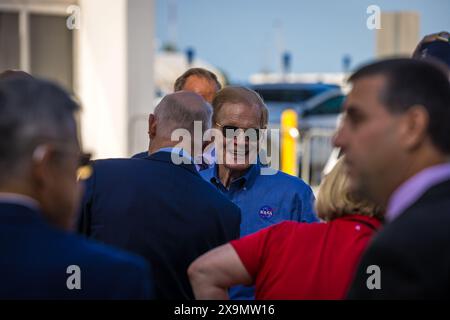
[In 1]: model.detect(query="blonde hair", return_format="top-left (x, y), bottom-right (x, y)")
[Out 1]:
top-left (315, 156), bottom-right (384, 221)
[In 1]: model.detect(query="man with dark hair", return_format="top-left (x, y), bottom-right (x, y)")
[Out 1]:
top-left (0, 78), bottom-right (154, 299)
top-left (78, 91), bottom-right (241, 299)
top-left (332, 58), bottom-right (450, 299)
top-left (174, 67), bottom-right (222, 103)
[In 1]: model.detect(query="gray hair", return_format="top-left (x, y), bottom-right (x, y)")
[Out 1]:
top-left (154, 91), bottom-right (212, 138)
top-left (0, 78), bottom-right (79, 182)
top-left (212, 86), bottom-right (268, 128)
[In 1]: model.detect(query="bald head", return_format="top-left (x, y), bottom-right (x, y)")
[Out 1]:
top-left (153, 91), bottom-right (212, 139)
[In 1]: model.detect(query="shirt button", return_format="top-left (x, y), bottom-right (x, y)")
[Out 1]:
top-left (355, 225), bottom-right (361, 231)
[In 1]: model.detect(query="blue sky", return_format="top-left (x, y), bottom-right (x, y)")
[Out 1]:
top-left (155, 0), bottom-right (450, 82)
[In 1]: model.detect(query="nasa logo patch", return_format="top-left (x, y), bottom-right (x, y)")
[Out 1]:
top-left (259, 205), bottom-right (273, 219)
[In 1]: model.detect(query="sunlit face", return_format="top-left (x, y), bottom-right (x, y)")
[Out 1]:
top-left (182, 75), bottom-right (218, 103)
top-left (215, 103), bottom-right (261, 172)
top-left (333, 75), bottom-right (405, 204)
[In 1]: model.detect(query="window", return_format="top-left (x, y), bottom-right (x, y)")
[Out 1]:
top-left (0, 2), bottom-right (75, 92)
top-left (29, 14), bottom-right (73, 90)
top-left (303, 95), bottom-right (345, 116)
top-left (0, 12), bottom-right (20, 71)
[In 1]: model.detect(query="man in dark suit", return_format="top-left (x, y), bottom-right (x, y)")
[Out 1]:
top-left (333, 58), bottom-right (450, 299)
top-left (78, 91), bottom-right (241, 299)
top-left (132, 67), bottom-right (221, 169)
top-left (0, 77), bottom-right (154, 299)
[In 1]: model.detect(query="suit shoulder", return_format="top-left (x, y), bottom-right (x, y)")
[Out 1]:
top-left (131, 151), bottom-right (148, 159)
top-left (92, 158), bottom-right (143, 169)
top-left (57, 231), bottom-right (152, 298)
top-left (382, 200), bottom-right (450, 244)
top-left (90, 158), bottom-right (160, 181)
top-left (365, 201), bottom-right (450, 269)
top-left (65, 232), bottom-right (150, 273)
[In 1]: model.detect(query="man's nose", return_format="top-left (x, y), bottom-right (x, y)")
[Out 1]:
top-left (234, 130), bottom-right (248, 143)
top-left (332, 125), bottom-right (346, 149)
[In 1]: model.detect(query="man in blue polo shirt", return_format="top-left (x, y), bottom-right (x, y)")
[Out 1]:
top-left (200, 86), bottom-right (318, 300)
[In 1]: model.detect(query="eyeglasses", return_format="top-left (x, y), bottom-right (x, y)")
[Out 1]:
top-left (77, 153), bottom-right (92, 180)
top-left (72, 152), bottom-right (92, 180)
top-left (215, 122), bottom-right (262, 140)
top-left (67, 151), bottom-right (93, 180)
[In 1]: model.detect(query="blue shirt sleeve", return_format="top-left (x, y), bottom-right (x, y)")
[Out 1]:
top-left (295, 185), bottom-right (319, 223)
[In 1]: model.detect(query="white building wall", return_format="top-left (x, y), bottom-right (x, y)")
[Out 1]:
top-left (126, 0), bottom-right (155, 156)
top-left (78, 0), bottom-right (154, 159)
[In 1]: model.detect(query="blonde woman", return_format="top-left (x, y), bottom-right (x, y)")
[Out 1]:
top-left (188, 156), bottom-right (384, 299)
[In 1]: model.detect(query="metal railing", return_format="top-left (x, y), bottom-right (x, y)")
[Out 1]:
top-left (299, 128), bottom-right (336, 187)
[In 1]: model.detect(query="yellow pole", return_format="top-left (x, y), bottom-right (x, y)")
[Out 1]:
top-left (281, 109), bottom-right (299, 176)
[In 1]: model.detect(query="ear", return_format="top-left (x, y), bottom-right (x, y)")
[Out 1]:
top-left (148, 114), bottom-right (157, 139)
top-left (399, 105), bottom-right (429, 151)
top-left (29, 145), bottom-right (57, 200)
